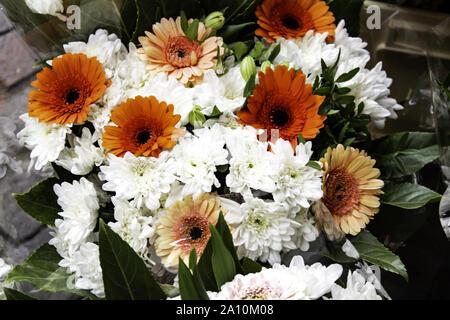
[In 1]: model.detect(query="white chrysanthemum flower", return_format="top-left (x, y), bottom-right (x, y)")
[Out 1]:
top-left (342, 62), bottom-right (403, 127)
top-left (0, 258), bottom-right (13, 300)
top-left (225, 128), bottom-right (279, 196)
top-left (292, 208), bottom-right (319, 251)
top-left (17, 113), bottom-right (71, 171)
top-left (272, 255), bottom-right (343, 299)
top-left (210, 255), bottom-right (342, 300)
top-left (331, 270), bottom-right (382, 300)
top-left (108, 197), bottom-right (155, 260)
top-left (273, 31), bottom-right (340, 83)
top-left (25, 0), bottom-right (63, 16)
top-left (63, 242), bottom-right (105, 298)
top-left (334, 20), bottom-right (370, 63)
top-left (99, 152), bottom-right (176, 210)
top-left (223, 197), bottom-right (298, 265)
top-left (171, 126), bottom-right (229, 199)
top-left (55, 128), bottom-right (105, 175)
top-left (63, 29), bottom-right (127, 79)
top-left (271, 140), bottom-right (323, 211)
top-left (209, 268), bottom-right (308, 300)
top-left (192, 66), bottom-right (246, 115)
top-left (51, 178), bottom-right (99, 254)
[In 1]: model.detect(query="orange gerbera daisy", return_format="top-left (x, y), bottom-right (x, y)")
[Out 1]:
top-left (255, 0), bottom-right (336, 42)
top-left (136, 17), bottom-right (224, 85)
top-left (102, 96), bottom-right (185, 158)
top-left (237, 65), bottom-right (326, 150)
top-left (314, 145), bottom-right (384, 237)
top-left (28, 53), bottom-right (111, 125)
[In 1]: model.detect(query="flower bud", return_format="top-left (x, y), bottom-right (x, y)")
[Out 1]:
top-left (261, 61), bottom-right (273, 73)
top-left (205, 11), bottom-right (226, 31)
top-left (188, 106), bottom-right (206, 128)
top-left (240, 56), bottom-right (257, 82)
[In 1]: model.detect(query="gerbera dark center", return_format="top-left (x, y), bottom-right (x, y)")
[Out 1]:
top-left (177, 50), bottom-right (186, 58)
top-left (137, 130), bottom-right (151, 145)
top-left (65, 89), bottom-right (80, 104)
top-left (271, 109), bottom-right (290, 127)
top-left (282, 17), bottom-right (301, 30)
top-left (189, 227), bottom-right (203, 240)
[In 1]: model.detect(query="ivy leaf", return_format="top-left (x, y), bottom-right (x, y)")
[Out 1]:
top-left (5, 244), bottom-right (93, 298)
top-left (12, 178), bottom-right (61, 227)
top-left (381, 183), bottom-right (441, 210)
top-left (351, 230), bottom-right (408, 281)
top-left (4, 288), bottom-right (37, 300)
top-left (98, 219), bottom-right (166, 300)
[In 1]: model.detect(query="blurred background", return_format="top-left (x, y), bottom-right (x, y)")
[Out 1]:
top-left (0, 0), bottom-right (449, 299)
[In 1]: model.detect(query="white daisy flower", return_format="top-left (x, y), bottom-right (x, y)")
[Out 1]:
top-left (331, 269), bottom-right (382, 300)
top-left (108, 197), bottom-right (155, 261)
top-left (25, 0), bottom-right (63, 16)
top-left (56, 128), bottom-right (105, 176)
top-left (223, 197), bottom-right (298, 265)
top-left (171, 125), bottom-right (229, 199)
top-left (271, 139), bottom-right (323, 211)
top-left (99, 152), bottom-right (176, 211)
top-left (17, 113), bottom-right (71, 171)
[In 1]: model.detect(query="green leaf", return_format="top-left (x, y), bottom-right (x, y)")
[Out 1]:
top-left (243, 74), bottom-right (256, 97)
top-left (209, 224), bottom-right (237, 289)
top-left (51, 163), bottom-right (80, 182)
top-left (178, 258), bottom-right (202, 300)
top-left (231, 41), bottom-right (249, 61)
top-left (98, 219), bottom-right (166, 300)
top-left (186, 19), bottom-right (200, 41)
top-left (371, 132), bottom-right (440, 179)
top-left (335, 95), bottom-right (355, 105)
top-left (335, 87), bottom-right (351, 95)
top-left (327, 109), bottom-right (341, 115)
top-left (306, 161), bottom-right (322, 170)
top-left (381, 183), bottom-right (441, 210)
top-left (180, 10), bottom-right (189, 33)
top-left (241, 257), bottom-right (262, 275)
top-left (268, 44), bottom-right (281, 63)
top-left (321, 240), bottom-right (358, 264)
top-left (160, 284), bottom-right (180, 298)
top-left (215, 213), bottom-right (244, 274)
top-left (298, 133), bottom-right (306, 144)
top-left (314, 87), bottom-right (331, 95)
top-left (4, 288), bottom-right (37, 300)
top-left (6, 244), bottom-right (93, 298)
top-left (351, 230), bottom-right (408, 281)
top-left (12, 178), bottom-right (61, 227)
top-left (209, 106), bottom-right (223, 118)
top-left (197, 241), bottom-right (218, 292)
top-left (336, 68), bottom-right (360, 83)
top-left (219, 22), bottom-right (256, 43)
top-left (189, 248), bottom-right (197, 271)
top-left (249, 41), bottom-right (264, 60)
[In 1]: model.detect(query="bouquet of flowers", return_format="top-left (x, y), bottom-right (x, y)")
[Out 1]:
top-left (0, 0), bottom-right (443, 301)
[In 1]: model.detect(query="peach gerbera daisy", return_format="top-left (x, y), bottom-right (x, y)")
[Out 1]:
top-left (315, 144), bottom-right (384, 237)
top-left (136, 17), bottom-right (224, 85)
top-left (102, 96), bottom-right (185, 158)
top-left (255, 0), bottom-right (336, 42)
top-left (237, 65), bottom-right (326, 150)
top-left (155, 193), bottom-right (228, 269)
top-left (28, 53), bottom-right (111, 125)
